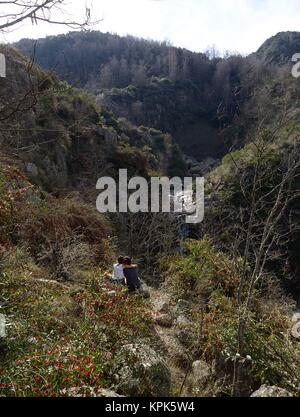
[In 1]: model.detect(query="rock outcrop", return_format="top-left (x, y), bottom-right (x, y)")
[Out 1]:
top-left (251, 385), bottom-right (293, 397)
top-left (0, 314), bottom-right (6, 338)
top-left (113, 343), bottom-right (171, 397)
top-left (182, 360), bottom-right (212, 396)
top-left (99, 389), bottom-right (125, 397)
top-left (291, 312), bottom-right (300, 340)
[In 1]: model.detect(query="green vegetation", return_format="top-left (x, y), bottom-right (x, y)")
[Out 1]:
top-left (160, 238), bottom-right (300, 395)
top-left (0, 162), bottom-right (153, 397)
top-left (0, 30), bottom-right (300, 398)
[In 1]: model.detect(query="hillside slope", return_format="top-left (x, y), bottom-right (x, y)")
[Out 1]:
top-left (1, 32), bottom-right (300, 398)
top-left (13, 31), bottom-right (250, 161)
top-left (15, 31), bottom-right (300, 163)
top-left (0, 45), bottom-right (185, 193)
top-left (255, 31), bottom-right (300, 66)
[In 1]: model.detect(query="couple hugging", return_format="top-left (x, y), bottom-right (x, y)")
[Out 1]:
top-left (111, 256), bottom-right (142, 293)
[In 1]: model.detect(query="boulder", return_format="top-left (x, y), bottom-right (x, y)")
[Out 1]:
top-left (60, 386), bottom-right (96, 397)
top-left (0, 53), bottom-right (6, 78)
top-left (188, 158), bottom-right (219, 176)
top-left (139, 281), bottom-right (150, 299)
top-left (60, 386), bottom-right (124, 397)
top-left (251, 385), bottom-right (293, 397)
top-left (190, 360), bottom-right (211, 386)
top-left (25, 162), bottom-right (38, 177)
top-left (214, 354), bottom-right (253, 397)
top-left (176, 314), bottom-right (191, 328)
top-left (0, 314), bottom-right (6, 338)
top-left (175, 299), bottom-right (190, 314)
top-left (183, 360), bottom-right (211, 396)
top-left (113, 343), bottom-right (171, 397)
top-left (189, 165), bottom-right (203, 175)
top-left (152, 299), bottom-right (170, 314)
top-left (292, 312), bottom-right (300, 323)
top-left (291, 320), bottom-right (300, 340)
top-left (155, 313), bottom-right (173, 328)
top-left (99, 389), bottom-right (125, 397)
top-left (175, 329), bottom-right (194, 348)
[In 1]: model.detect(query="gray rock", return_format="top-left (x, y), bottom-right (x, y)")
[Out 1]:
top-left (60, 386), bottom-right (96, 397)
top-left (0, 53), bottom-right (6, 78)
top-left (291, 320), bottom-right (300, 340)
top-left (291, 312), bottom-right (300, 340)
top-left (60, 386), bottom-right (125, 397)
top-left (191, 360), bottom-right (211, 386)
top-left (189, 165), bottom-right (203, 175)
top-left (175, 329), bottom-right (194, 348)
top-left (155, 313), bottom-right (173, 328)
top-left (0, 314), bottom-right (6, 338)
top-left (152, 299), bottom-right (170, 314)
top-left (292, 312), bottom-right (300, 323)
top-left (184, 155), bottom-right (199, 166)
top-left (139, 281), bottom-right (150, 299)
top-left (25, 162), bottom-right (38, 177)
top-left (98, 389), bottom-right (125, 397)
top-left (251, 385), bottom-right (293, 397)
top-left (189, 158), bottom-right (219, 176)
top-left (113, 343), bottom-right (171, 397)
top-left (177, 314), bottom-right (191, 328)
top-left (176, 299), bottom-right (190, 314)
top-left (183, 360), bottom-right (211, 396)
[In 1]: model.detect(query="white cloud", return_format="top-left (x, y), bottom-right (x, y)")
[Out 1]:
top-left (1, 0), bottom-right (300, 54)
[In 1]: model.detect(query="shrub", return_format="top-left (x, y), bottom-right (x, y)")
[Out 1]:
top-left (160, 237), bottom-right (239, 301)
top-left (0, 255), bottom-right (153, 397)
top-left (15, 196), bottom-right (113, 279)
top-left (160, 238), bottom-right (300, 395)
top-left (0, 162), bottom-right (33, 243)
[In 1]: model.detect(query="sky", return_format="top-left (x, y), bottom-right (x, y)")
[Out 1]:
top-left (1, 0), bottom-right (300, 54)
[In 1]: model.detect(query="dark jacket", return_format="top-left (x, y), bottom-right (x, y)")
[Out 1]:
top-left (123, 266), bottom-right (141, 291)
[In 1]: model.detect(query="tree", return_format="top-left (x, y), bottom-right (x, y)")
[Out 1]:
top-left (131, 62), bottom-right (147, 87)
top-left (168, 48), bottom-right (179, 81)
top-left (223, 127), bottom-right (300, 395)
top-left (0, 0), bottom-right (97, 122)
top-left (114, 211), bottom-right (178, 279)
top-left (234, 136), bottom-right (300, 351)
top-left (0, 0), bottom-right (96, 33)
top-left (99, 62), bottom-right (113, 89)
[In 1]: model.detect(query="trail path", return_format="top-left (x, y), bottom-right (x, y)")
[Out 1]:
top-left (149, 287), bottom-right (188, 395)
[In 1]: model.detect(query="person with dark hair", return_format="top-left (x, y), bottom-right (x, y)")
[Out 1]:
top-left (111, 256), bottom-right (125, 285)
top-left (122, 257), bottom-right (141, 293)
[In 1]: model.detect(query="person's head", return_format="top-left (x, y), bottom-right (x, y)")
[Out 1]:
top-left (117, 256), bottom-right (124, 265)
top-left (123, 256), bottom-right (132, 266)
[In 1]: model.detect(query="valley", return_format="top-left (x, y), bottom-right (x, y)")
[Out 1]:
top-left (0, 28), bottom-right (300, 398)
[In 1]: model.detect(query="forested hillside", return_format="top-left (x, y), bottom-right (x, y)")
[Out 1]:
top-left (0, 45), bottom-right (185, 190)
top-left (16, 31), bottom-right (300, 163)
top-left (15, 31), bottom-right (252, 161)
top-left (15, 31), bottom-right (211, 90)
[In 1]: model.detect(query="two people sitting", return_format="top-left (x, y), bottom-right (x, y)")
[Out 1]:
top-left (111, 255), bottom-right (142, 293)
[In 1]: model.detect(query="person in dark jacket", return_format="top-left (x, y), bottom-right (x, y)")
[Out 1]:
top-left (122, 256), bottom-right (141, 293)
